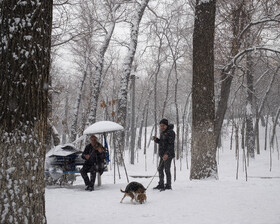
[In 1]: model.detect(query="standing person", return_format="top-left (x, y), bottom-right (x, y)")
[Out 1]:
top-left (152, 119), bottom-right (175, 191)
top-left (80, 135), bottom-right (105, 191)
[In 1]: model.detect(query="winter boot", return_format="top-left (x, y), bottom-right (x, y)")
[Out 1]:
top-left (153, 184), bottom-right (164, 190)
top-left (87, 186), bottom-right (94, 191)
top-left (164, 184), bottom-right (172, 190)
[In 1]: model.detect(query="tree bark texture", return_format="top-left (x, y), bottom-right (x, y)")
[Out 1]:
top-left (70, 69), bottom-right (87, 142)
top-left (0, 0), bottom-right (52, 223)
top-left (88, 4), bottom-right (120, 124)
top-left (214, 3), bottom-right (245, 148)
top-left (116, 0), bottom-right (149, 154)
top-left (254, 67), bottom-right (279, 151)
top-left (190, 0), bottom-right (218, 179)
top-left (243, 2), bottom-right (255, 159)
top-left (245, 52), bottom-right (255, 159)
top-left (130, 74), bottom-right (136, 164)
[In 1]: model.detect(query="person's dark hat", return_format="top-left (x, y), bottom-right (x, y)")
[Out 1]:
top-left (159, 119), bottom-right (168, 126)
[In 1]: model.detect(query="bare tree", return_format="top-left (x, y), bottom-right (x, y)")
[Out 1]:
top-left (214, 0), bottom-right (247, 149)
top-left (243, 1), bottom-right (255, 159)
top-left (69, 0), bottom-right (97, 141)
top-left (70, 52), bottom-right (90, 141)
top-left (87, 1), bottom-right (121, 124)
top-left (214, 0), bottom-right (280, 150)
top-left (116, 0), bottom-right (149, 156)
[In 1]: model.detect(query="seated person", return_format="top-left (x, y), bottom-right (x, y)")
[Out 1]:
top-left (80, 135), bottom-right (105, 191)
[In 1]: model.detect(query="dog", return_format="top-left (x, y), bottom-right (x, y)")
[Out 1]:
top-left (120, 181), bottom-right (147, 204)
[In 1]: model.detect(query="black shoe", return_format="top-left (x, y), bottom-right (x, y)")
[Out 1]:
top-left (85, 186), bottom-right (94, 191)
top-left (153, 184), bottom-right (164, 190)
top-left (87, 186), bottom-right (94, 191)
top-left (164, 184), bottom-right (172, 190)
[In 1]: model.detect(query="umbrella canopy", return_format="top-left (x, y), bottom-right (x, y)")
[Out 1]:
top-left (83, 121), bottom-right (124, 135)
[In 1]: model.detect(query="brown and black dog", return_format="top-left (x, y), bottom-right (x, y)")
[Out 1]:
top-left (120, 181), bottom-right (147, 204)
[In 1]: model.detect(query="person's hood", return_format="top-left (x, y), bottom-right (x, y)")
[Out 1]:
top-left (167, 124), bottom-right (174, 130)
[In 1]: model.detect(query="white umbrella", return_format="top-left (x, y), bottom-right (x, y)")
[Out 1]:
top-left (83, 121), bottom-right (124, 135)
top-left (83, 121), bottom-right (127, 184)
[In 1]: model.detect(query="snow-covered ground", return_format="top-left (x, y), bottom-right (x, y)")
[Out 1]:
top-left (46, 126), bottom-right (280, 224)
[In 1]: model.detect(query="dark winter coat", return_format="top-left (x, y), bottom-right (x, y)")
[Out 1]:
top-left (154, 124), bottom-right (175, 158)
top-left (82, 143), bottom-right (105, 168)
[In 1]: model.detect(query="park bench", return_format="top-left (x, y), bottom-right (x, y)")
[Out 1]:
top-left (45, 147), bottom-right (107, 186)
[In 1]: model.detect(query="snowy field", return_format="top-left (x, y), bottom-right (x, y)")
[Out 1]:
top-left (46, 127), bottom-right (280, 224)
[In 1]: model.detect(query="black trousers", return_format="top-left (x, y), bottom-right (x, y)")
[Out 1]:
top-left (80, 164), bottom-right (96, 187)
top-left (158, 157), bottom-right (173, 187)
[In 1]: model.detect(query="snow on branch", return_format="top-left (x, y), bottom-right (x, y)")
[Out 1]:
top-left (256, 66), bottom-right (280, 117)
top-left (198, 0), bottom-right (213, 5)
top-left (218, 46), bottom-right (280, 82)
top-left (230, 46), bottom-right (280, 68)
top-left (238, 12), bottom-right (280, 40)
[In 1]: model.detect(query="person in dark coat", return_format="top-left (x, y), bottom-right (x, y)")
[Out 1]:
top-left (80, 135), bottom-right (105, 191)
top-left (152, 118), bottom-right (175, 191)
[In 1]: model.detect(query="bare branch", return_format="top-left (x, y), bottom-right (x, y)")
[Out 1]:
top-left (230, 46), bottom-right (280, 69)
top-left (239, 13), bottom-right (280, 40)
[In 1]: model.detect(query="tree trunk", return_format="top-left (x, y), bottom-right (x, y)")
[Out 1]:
top-left (138, 88), bottom-right (153, 150)
top-left (153, 35), bottom-right (164, 155)
top-left (181, 93), bottom-right (191, 170)
top-left (137, 112), bottom-right (144, 150)
top-left (144, 103), bottom-right (149, 156)
top-left (264, 113), bottom-right (269, 151)
top-left (254, 67), bottom-right (279, 150)
top-left (214, 2), bottom-right (245, 148)
top-left (243, 2), bottom-right (255, 159)
top-left (116, 0), bottom-right (149, 157)
top-left (214, 67), bottom-right (235, 148)
top-left (62, 92), bottom-right (69, 144)
top-left (153, 72), bottom-right (158, 155)
top-left (48, 119), bottom-right (60, 147)
top-left (245, 52), bottom-right (255, 159)
top-left (130, 75), bottom-right (136, 164)
top-left (270, 106), bottom-right (280, 148)
top-left (161, 62), bottom-right (174, 118)
top-left (70, 66), bottom-right (88, 142)
top-left (190, 0), bottom-right (218, 179)
top-left (87, 4), bottom-right (120, 124)
top-left (0, 0), bottom-right (53, 223)
top-left (174, 63), bottom-right (180, 160)
top-left (255, 104), bottom-right (260, 154)
top-left (235, 124), bottom-right (239, 179)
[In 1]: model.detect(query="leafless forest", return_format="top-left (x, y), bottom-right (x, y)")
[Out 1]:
top-left (1, 1), bottom-right (280, 222)
top-left (51, 0), bottom-right (280, 161)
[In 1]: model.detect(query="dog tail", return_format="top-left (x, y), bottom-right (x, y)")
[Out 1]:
top-left (120, 189), bottom-right (126, 193)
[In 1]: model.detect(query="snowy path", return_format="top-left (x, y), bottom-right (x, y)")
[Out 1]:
top-left (46, 148), bottom-right (280, 224)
